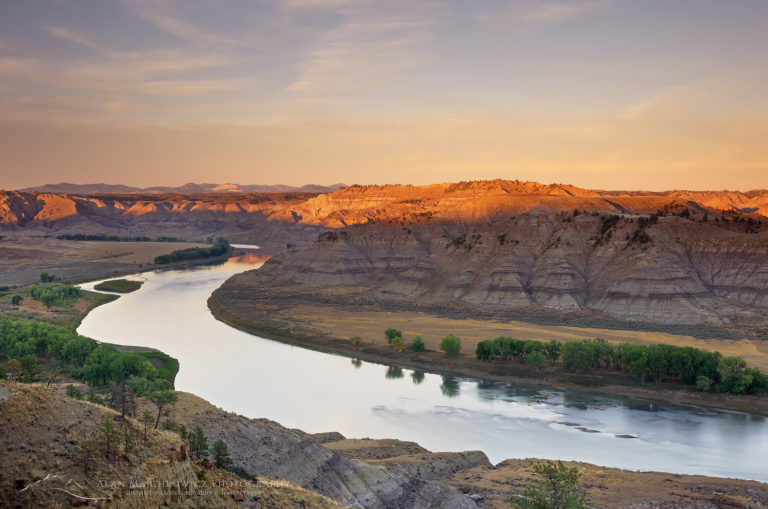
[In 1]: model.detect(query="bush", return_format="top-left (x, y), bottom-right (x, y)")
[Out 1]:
top-left (410, 336), bottom-right (425, 352)
top-left (350, 336), bottom-right (362, 346)
top-left (66, 384), bottom-right (84, 399)
top-left (384, 329), bottom-right (402, 345)
top-left (514, 460), bottom-right (590, 509)
top-left (439, 335), bottom-right (461, 357)
top-left (391, 336), bottom-right (405, 352)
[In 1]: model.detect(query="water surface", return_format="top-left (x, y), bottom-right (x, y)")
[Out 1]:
top-left (78, 259), bottom-right (768, 482)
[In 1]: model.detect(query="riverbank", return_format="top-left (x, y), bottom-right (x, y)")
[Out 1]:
top-left (208, 285), bottom-right (768, 416)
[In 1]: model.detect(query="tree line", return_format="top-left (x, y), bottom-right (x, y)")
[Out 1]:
top-left (154, 237), bottom-right (231, 264)
top-left (476, 336), bottom-right (767, 395)
top-left (0, 318), bottom-right (176, 388)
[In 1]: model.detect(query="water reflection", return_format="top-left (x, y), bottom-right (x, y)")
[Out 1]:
top-left (411, 371), bottom-right (425, 385)
top-left (385, 366), bottom-right (404, 379)
top-left (440, 376), bottom-right (460, 398)
top-left (351, 358), bottom-right (362, 369)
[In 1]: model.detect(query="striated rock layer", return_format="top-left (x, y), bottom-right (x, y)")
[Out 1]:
top-left (237, 210), bottom-right (768, 330)
top-left (5, 180), bottom-right (768, 328)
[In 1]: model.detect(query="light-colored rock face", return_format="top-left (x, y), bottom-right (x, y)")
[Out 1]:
top-left (250, 213), bottom-right (768, 329)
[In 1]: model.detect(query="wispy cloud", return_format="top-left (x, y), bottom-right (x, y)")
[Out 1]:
top-left (43, 25), bottom-right (103, 51)
top-left (122, 0), bottom-right (240, 46)
top-left (286, 2), bottom-right (439, 93)
top-left (477, 1), bottom-right (605, 31)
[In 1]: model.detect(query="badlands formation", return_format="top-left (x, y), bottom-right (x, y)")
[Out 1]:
top-left (3, 180), bottom-right (768, 329)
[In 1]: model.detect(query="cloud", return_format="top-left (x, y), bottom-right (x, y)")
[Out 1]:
top-left (122, 0), bottom-right (240, 46)
top-left (477, 1), bottom-right (605, 31)
top-left (286, 2), bottom-right (439, 93)
top-left (43, 25), bottom-right (103, 51)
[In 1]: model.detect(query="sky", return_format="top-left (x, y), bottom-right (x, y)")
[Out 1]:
top-left (1, 0), bottom-right (767, 191)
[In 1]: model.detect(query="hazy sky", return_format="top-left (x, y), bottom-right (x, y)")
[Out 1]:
top-left (1, 0), bottom-right (767, 190)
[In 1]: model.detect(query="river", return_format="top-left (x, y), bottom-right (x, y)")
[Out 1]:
top-left (77, 258), bottom-right (768, 482)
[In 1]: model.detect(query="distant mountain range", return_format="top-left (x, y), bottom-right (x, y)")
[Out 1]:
top-left (20, 182), bottom-right (347, 194)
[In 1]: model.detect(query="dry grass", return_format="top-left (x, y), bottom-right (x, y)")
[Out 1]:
top-left (447, 458), bottom-right (768, 509)
top-left (0, 237), bottom-right (208, 286)
top-left (268, 303), bottom-right (768, 372)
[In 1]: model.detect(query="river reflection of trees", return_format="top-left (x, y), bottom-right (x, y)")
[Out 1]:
top-left (440, 376), bottom-right (460, 398)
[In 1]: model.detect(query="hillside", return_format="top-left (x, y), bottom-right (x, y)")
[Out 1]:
top-left (0, 382), bottom-right (340, 509)
top-left (220, 209), bottom-right (768, 331)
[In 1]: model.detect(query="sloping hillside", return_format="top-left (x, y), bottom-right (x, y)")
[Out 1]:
top-left (0, 382), bottom-right (340, 509)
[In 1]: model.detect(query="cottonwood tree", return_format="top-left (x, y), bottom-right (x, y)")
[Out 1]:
top-left (439, 335), bottom-right (461, 357)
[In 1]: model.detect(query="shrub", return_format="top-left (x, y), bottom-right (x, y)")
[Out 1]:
top-left (384, 329), bottom-right (402, 345)
top-left (350, 336), bottom-right (362, 346)
top-left (514, 460), bottom-right (590, 509)
top-left (391, 336), bottom-right (405, 352)
top-left (439, 335), bottom-right (461, 357)
top-left (410, 336), bottom-right (425, 352)
top-left (66, 384), bottom-right (84, 399)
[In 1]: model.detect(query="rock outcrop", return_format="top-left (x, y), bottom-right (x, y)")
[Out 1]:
top-left (152, 392), bottom-right (477, 509)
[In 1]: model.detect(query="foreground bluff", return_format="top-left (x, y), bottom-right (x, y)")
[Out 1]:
top-left (147, 392), bottom-right (478, 509)
top-left (244, 210), bottom-right (768, 330)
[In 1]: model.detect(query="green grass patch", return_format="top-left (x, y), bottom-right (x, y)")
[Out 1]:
top-left (94, 279), bottom-right (143, 293)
